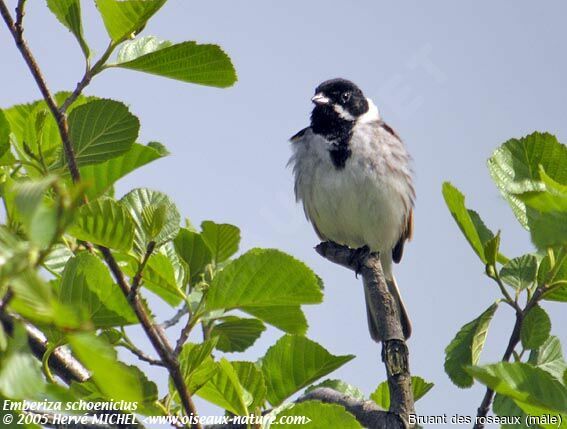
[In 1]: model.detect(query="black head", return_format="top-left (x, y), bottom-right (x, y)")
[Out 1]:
top-left (310, 79), bottom-right (369, 169)
top-left (310, 78), bottom-right (369, 131)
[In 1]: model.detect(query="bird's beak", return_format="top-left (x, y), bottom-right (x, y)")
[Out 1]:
top-left (311, 93), bottom-right (330, 105)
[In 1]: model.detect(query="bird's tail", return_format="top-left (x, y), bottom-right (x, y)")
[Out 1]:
top-left (365, 275), bottom-right (412, 342)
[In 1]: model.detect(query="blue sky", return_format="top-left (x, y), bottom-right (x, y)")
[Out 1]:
top-left (2, 0), bottom-right (567, 426)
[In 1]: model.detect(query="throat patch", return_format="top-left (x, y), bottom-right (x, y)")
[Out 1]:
top-left (329, 137), bottom-right (352, 169)
top-left (310, 107), bottom-right (354, 170)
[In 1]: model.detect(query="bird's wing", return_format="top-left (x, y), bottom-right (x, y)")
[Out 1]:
top-left (290, 127), bottom-right (310, 142)
top-left (392, 208), bottom-right (413, 264)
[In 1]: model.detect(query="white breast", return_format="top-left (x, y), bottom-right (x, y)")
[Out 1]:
top-left (289, 121), bottom-right (413, 273)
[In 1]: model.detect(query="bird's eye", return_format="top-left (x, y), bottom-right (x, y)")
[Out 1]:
top-left (341, 92), bottom-right (351, 103)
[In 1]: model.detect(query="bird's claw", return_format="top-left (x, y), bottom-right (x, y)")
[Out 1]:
top-left (350, 245), bottom-right (371, 278)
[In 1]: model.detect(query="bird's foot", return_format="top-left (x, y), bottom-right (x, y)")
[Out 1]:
top-left (350, 245), bottom-right (371, 278)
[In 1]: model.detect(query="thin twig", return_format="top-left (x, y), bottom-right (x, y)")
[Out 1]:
top-left (59, 41), bottom-right (117, 113)
top-left (14, 0), bottom-right (25, 34)
top-left (175, 296), bottom-right (206, 355)
top-left (0, 4), bottom-right (202, 426)
top-left (161, 304), bottom-right (189, 329)
top-left (129, 241), bottom-right (156, 301)
top-left (0, 288), bottom-right (14, 312)
top-left (119, 341), bottom-right (164, 367)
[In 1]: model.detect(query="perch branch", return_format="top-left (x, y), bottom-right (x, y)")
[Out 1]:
top-left (315, 241), bottom-right (415, 424)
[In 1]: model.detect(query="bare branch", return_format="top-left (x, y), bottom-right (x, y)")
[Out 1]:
top-left (315, 241), bottom-right (415, 422)
top-left (161, 304), bottom-right (189, 329)
top-left (128, 241), bottom-right (156, 301)
top-left (119, 341), bottom-right (164, 367)
top-left (204, 388), bottom-right (405, 429)
top-left (59, 41), bottom-right (117, 113)
top-left (14, 0), bottom-right (25, 34)
top-left (0, 313), bottom-right (89, 384)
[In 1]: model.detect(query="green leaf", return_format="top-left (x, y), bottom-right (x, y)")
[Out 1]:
top-left (210, 317), bottom-right (266, 353)
top-left (175, 340), bottom-right (218, 394)
top-left (516, 167), bottom-right (567, 213)
top-left (68, 198), bottom-right (135, 251)
top-left (200, 221), bottom-right (240, 264)
top-left (196, 358), bottom-right (251, 416)
top-left (19, 104), bottom-right (63, 169)
top-left (95, 0), bottom-right (166, 42)
top-left (174, 228), bottom-right (213, 284)
top-left (521, 305), bottom-right (551, 350)
top-left (0, 226), bottom-right (33, 283)
top-left (141, 203), bottom-right (167, 240)
top-left (0, 325), bottom-right (7, 352)
top-left (411, 376), bottom-right (435, 402)
top-left (0, 324), bottom-right (45, 399)
top-left (12, 176), bottom-right (59, 247)
top-left (468, 362), bottom-right (567, 413)
top-left (538, 253), bottom-right (567, 302)
top-left (113, 36), bottom-right (237, 88)
top-left (231, 361), bottom-right (267, 411)
top-left (442, 182), bottom-right (498, 264)
top-left (0, 109), bottom-right (10, 158)
top-left (69, 333), bottom-right (158, 405)
top-left (244, 305), bottom-right (308, 335)
top-left (47, 0), bottom-right (90, 58)
top-left (500, 255), bottom-right (538, 290)
top-left (42, 244), bottom-right (74, 276)
top-left (305, 379), bottom-right (365, 401)
top-left (78, 142), bottom-right (167, 200)
top-left (483, 232), bottom-right (501, 266)
top-left (207, 248), bottom-right (322, 311)
top-left (8, 270), bottom-right (75, 327)
top-left (528, 336), bottom-right (567, 381)
top-left (493, 394), bottom-right (530, 429)
top-left (261, 335), bottom-right (355, 406)
top-left (59, 252), bottom-right (137, 327)
top-left (538, 252), bottom-right (567, 296)
top-left (527, 210), bottom-right (567, 249)
top-left (143, 252), bottom-right (186, 305)
top-left (369, 381), bottom-right (389, 409)
top-left (488, 132), bottom-right (567, 227)
top-left (116, 35), bottom-right (171, 61)
top-left (120, 188), bottom-right (180, 255)
top-left (3, 93), bottom-right (93, 153)
top-left (370, 376), bottom-right (434, 409)
top-left (444, 303), bottom-right (498, 388)
top-left (62, 99), bottom-right (139, 167)
top-left (269, 401), bottom-right (362, 429)
top-left (0, 142), bottom-right (16, 166)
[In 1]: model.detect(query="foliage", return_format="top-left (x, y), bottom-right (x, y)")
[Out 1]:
top-left (443, 131), bottom-right (567, 426)
top-left (0, 2), bottom-right (424, 427)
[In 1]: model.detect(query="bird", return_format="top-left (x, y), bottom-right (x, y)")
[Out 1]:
top-left (288, 78), bottom-right (414, 342)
